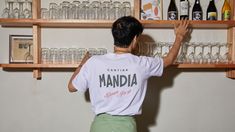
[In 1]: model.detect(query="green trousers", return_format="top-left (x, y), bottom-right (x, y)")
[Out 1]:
top-left (90, 114), bottom-right (137, 132)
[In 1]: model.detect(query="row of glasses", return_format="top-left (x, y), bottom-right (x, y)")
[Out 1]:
top-left (138, 41), bottom-right (232, 64)
top-left (1, 0), bottom-right (32, 18)
top-left (176, 42), bottom-right (232, 64)
top-left (41, 47), bottom-right (107, 64)
top-left (41, 0), bottom-right (132, 20)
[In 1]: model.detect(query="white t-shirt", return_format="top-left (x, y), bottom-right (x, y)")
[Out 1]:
top-left (72, 53), bottom-right (163, 116)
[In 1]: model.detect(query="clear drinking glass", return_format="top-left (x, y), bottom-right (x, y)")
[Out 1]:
top-left (203, 43), bottom-right (213, 64)
top-left (60, 1), bottom-right (70, 19)
top-left (7, 0), bottom-right (15, 18)
top-left (69, 3), bottom-right (76, 19)
top-left (41, 48), bottom-right (50, 64)
top-left (18, 0), bottom-right (24, 18)
top-left (101, 1), bottom-right (111, 20)
top-left (49, 3), bottom-right (58, 19)
top-left (122, 1), bottom-right (131, 16)
top-left (153, 42), bottom-right (163, 58)
top-left (2, 0), bottom-right (10, 18)
top-left (23, 0), bottom-right (32, 18)
top-left (176, 42), bottom-right (187, 63)
top-left (72, 1), bottom-right (80, 19)
top-left (41, 8), bottom-right (49, 19)
top-left (112, 1), bottom-right (121, 20)
top-left (195, 43), bottom-right (204, 64)
top-left (13, 0), bottom-right (20, 18)
top-left (89, 1), bottom-right (101, 20)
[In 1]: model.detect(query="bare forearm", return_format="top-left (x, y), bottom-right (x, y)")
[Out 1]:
top-left (163, 35), bottom-right (183, 67)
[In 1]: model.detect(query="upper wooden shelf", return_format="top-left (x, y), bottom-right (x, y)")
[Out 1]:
top-left (1, 63), bottom-right (235, 69)
top-left (1, 18), bottom-right (235, 29)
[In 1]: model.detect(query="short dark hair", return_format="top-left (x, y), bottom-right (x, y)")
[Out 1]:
top-left (112, 16), bottom-right (144, 48)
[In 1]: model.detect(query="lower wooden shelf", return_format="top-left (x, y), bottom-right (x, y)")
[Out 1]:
top-left (0, 64), bottom-right (79, 69)
top-left (1, 63), bottom-right (235, 69)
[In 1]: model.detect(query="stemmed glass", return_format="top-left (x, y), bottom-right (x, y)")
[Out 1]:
top-left (186, 42), bottom-right (196, 63)
top-left (153, 42), bottom-right (163, 58)
top-left (162, 42), bottom-right (170, 57)
top-left (8, 0), bottom-right (14, 18)
top-left (203, 43), bottom-right (213, 64)
top-left (195, 43), bottom-right (204, 64)
top-left (176, 42), bottom-right (187, 63)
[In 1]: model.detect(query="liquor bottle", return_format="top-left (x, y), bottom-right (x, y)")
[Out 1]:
top-left (192, 0), bottom-right (202, 20)
top-left (180, 0), bottom-right (189, 20)
top-left (206, 0), bottom-right (217, 20)
top-left (221, 0), bottom-right (231, 20)
top-left (168, 0), bottom-right (178, 20)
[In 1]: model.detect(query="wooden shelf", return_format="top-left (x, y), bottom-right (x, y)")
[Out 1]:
top-left (1, 63), bottom-right (235, 69)
top-left (141, 20), bottom-right (235, 29)
top-left (0, 64), bottom-right (79, 69)
top-left (1, 18), bottom-right (235, 29)
top-left (173, 63), bottom-right (235, 69)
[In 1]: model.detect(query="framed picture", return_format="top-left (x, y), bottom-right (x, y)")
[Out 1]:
top-left (9, 35), bottom-right (33, 63)
top-left (141, 0), bottom-right (163, 20)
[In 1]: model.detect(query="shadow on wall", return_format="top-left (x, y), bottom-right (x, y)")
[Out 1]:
top-left (135, 68), bottom-right (181, 132)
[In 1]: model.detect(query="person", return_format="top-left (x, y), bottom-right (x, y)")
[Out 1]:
top-left (68, 16), bottom-right (189, 132)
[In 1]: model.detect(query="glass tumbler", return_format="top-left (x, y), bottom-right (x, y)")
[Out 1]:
top-left (112, 1), bottom-right (121, 20)
top-left (72, 1), bottom-right (80, 19)
top-left (18, 0), bottom-right (24, 18)
top-left (101, 1), bottom-right (111, 20)
top-left (122, 1), bottom-right (132, 16)
top-left (41, 8), bottom-right (49, 19)
top-left (41, 48), bottom-right (50, 64)
top-left (60, 1), bottom-right (70, 19)
top-left (13, 0), bottom-right (20, 18)
top-left (49, 3), bottom-right (58, 19)
top-left (89, 1), bottom-right (101, 20)
top-left (2, 0), bottom-right (10, 18)
top-left (23, 0), bottom-right (32, 18)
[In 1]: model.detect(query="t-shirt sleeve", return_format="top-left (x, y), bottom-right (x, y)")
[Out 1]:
top-left (72, 63), bottom-right (89, 92)
top-left (142, 56), bottom-right (164, 77)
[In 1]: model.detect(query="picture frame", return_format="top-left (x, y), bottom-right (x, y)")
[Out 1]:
top-left (141, 0), bottom-right (163, 20)
top-left (9, 35), bottom-right (33, 63)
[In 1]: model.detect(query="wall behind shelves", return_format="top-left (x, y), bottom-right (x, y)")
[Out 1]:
top-left (1, 0), bottom-right (235, 132)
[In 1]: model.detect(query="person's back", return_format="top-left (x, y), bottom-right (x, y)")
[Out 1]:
top-left (77, 52), bottom-right (163, 116)
top-left (68, 16), bottom-right (189, 132)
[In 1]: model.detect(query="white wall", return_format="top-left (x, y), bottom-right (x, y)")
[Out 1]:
top-left (1, 0), bottom-right (235, 132)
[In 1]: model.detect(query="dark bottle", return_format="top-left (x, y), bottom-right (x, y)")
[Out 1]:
top-left (206, 0), bottom-right (217, 20)
top-left (168, 0), bottom-right (178, 20)
top-left (192, 0), bottom-right (203, 20)
top-left (180, 0), bottom-right (189, 20)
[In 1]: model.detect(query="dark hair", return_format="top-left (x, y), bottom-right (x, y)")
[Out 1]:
top-left (112, 16), bottom-right (143, 48)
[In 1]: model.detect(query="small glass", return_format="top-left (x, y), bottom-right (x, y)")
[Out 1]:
top-left (41, 8), bottom-right (49, 19)
top-left (112, 1), bottom-right (121, 20)
top-left (18, 0), bottom-right (24, 18)
top-left (60, 1), bottom-right (70, 19)
top-left (23, 0), bottom-right (32, 18)
top-left (122, 1), bottom-right (132, 16)
top-left (101, 1), bottom-right (111, 20)
top-left (49, 3), bottom-right (58, 19)
top-left (72, 1), bottom-right (80, 19)
top-left (89, 1), bottom-right (101, 20)
top-left (41, 48), bottom-right (50, 64)
top-left (13, 0), bottom-right (20, 18)
top-left (2, 0), bottom-right (10, 18)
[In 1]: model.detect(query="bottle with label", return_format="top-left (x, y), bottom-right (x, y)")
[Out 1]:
top-left (180, 0), bottom-right (189, 20)
top-left (206, 0), bottom-right (217, 20)
top-left (168, 0), bottom-right (178, 20)
top-left (221, 0), bottom-right (231, 20)
top-left (192, 0), bottom-right (202, 20)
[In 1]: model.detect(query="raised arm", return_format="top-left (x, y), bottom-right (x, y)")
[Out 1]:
top-left (163, 20), bottom-right (189, 68)
top-left (68, 52), bottom-right (90, 92)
